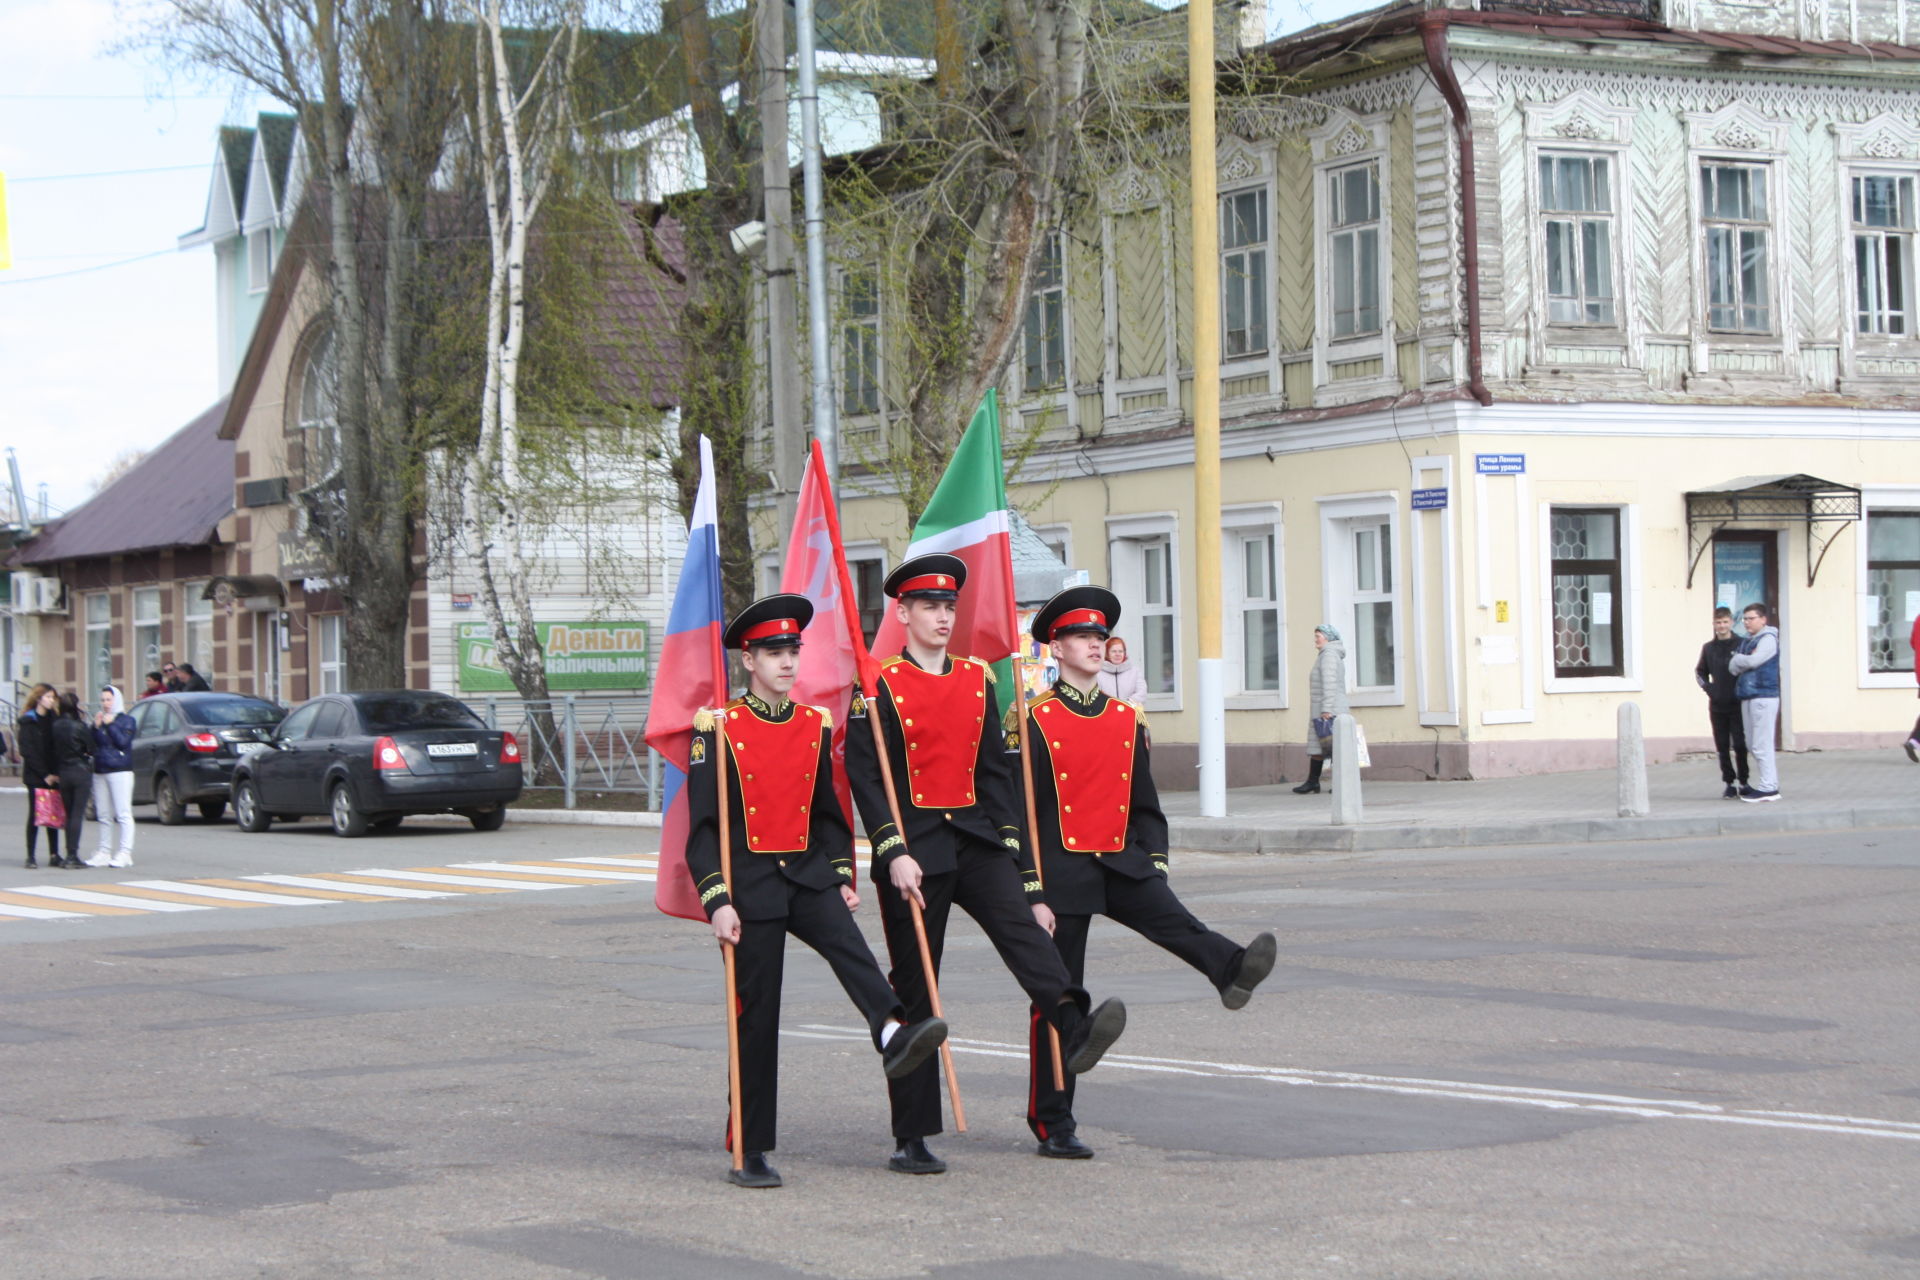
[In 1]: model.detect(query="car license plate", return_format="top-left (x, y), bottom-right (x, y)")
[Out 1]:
top-left (236, 742), bottom-right (267, 757)
top-left (427, 742), bottom-right (479, 758)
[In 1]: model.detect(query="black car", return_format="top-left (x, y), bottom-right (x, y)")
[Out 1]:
top-left (129, 693), bottom-right (286, 824)
top-left (230, 690), bottom-right (523, 837)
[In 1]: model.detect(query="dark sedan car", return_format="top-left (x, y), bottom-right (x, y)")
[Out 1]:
top-left (129, 693), bottom-right (286, 824)
top-left (230, 690), bottom-right (522, 837)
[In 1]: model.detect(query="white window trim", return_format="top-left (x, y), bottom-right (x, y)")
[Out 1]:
top-left (84, 591), bottom-right (113, 694)
top-left (182, 579), bottom-right (214, 679)
top-left (1221, 503), bottom-right (1285, 709)
top-left (132, 586), bottom-right (163, 675)
top-left (834, 265), bottom-right (884, 424)
top-left (1317, 491), bottom-right (1403, 707)
top-left (1520, 93), bottom-right (1640, 370)
top-left (843, 540), bottom-right (889, 649)
top-left (1835, 115), bottom-right (1920, 384)
top-left (1539, 501), bottom-right (1643, 694)
top-left (1409, 457), bottom-right (1459, 726)
top-left (1859, 484), bottom-right (1920, 689)
top-left (1107, 511), bottom-right (1181, 712)
top-left (1018, 228), bottom-right (1072, 403)
top-left (317, 614), bottom-right (345, 695)
top-left (1031, 522), bottom-right (1074, 573)
top-left (247, 227), bottom-right (273, 294)
top-left (1308, 110), bottom-right (1397, 405)
top-left (1682, 105), bottom-right (1797, 374)
top-left (1217, 142), bottom-right (1279, 387)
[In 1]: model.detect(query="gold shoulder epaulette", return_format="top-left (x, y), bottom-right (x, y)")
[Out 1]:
top-left (880, 654), bottom-right (906, 668)
top-left (692, 707), bottom-right (717, 733)
top-left (971, 657), bottom-right (997, 683)
top-left (1125, 699), bottom-right (1147, 727)
top-left (805, 703), bottom-right (834, 730)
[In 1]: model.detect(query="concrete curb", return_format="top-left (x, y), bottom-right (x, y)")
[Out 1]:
top-left (1167, 803), bottom-right (1920, 854)
top-left (0, 785), bottom-right (664, 829)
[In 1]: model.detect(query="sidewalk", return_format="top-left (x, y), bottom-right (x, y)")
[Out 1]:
top-left (1160, 747), bottom-right (1920, 854)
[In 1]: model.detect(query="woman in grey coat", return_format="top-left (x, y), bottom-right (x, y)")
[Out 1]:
top-left (1293, 623), bottom-right (1348, 794)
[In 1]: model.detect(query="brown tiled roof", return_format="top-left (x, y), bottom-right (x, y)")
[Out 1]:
top-left (11, 398), bottom-right (234, 567)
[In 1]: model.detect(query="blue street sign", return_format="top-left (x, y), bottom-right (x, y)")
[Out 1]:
top-left (1476, 453), bottom-right (1526, 474)
top-left (1412, 487), bottom-right (1449, 510)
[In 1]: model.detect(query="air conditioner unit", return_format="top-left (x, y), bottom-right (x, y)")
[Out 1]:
top-left (32, 577), bottom-right (66, 615)
top-left (7, 572), bottom-right (33, 613)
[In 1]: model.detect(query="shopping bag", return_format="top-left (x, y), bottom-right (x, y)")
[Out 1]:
top-left (1353, 721), bottom-right (1372, 769)
top-left (32, 788), bottom-right (67, 829)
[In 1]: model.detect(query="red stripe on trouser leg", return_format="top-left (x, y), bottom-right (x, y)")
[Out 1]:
top-left (1027, 1006), bottom-right (1048, 1139)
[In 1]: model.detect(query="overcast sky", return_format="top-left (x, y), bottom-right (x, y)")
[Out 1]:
top-left (0, 0), bottom-right (1365, 518)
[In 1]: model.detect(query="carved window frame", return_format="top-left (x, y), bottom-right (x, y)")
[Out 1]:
top-left (1100, 168), bottom-right (1180, 424)
top-left (1307, 108), bottom-right (1397, 405)
top-left (1834, 115), bottom-right (1920, 376)
top-left (1521, 94), bottom-right (1640, 365)
top-left (1683, 105), bottom-right (1796, 370)
top-left (1216, 138), bottom-right (1280, 389)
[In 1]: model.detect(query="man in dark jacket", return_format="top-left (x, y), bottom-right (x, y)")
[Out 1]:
top-left (1695, 606), bottom-right (1748, 798)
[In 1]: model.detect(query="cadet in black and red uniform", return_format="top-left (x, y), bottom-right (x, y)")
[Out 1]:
top-left (845, 555), bottom-right (1128, 1175)
top-left (1010, 586), bottom-right (1277, 1159)
top-left (687, 593), bottom-right (948, 1189)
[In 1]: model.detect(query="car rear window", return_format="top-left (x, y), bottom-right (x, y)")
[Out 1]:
top-left (356, 696), bottom-right (485, 733)
top-left (186, 698), bottom-right (283, 727)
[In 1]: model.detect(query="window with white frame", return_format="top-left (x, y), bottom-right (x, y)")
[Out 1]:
top-left (1225, 510), bottom-right (1283, 697)
top-left (1868, 511), bottom-right (1920, 673)
top-left (248, 228), bottom-right (273, 293)
top-left (1549, 507), bottom-right (1624, 678)
top-left (848, 553), bottom-right (886, 648)
top-left (317, 614), bottom-right (346, 693)
top-left (85, 592), bottom-right (113, 695)
top-left (1033, 523), bottom-right (1073, 572)
top-left (1137, 535), bottom-right (1176, 695)
top-left (132, 588), bottom-right (162, 676)
top-left (1221, 188), bottom-right (1269, 358)
top-left (1539, 153), bottom-right (1617, 326)
top-left (183, 581), bottom-right (214, 679)
top-left (1700, 162), bottom-right (1773, 334)
top-left (839, 270), bottom-right (881, 416)
top-left (1327, 162), bottom-right (1382, 340)
top-left (1023, 229), bottom-right (1066, 390)
top-left (1853, 173), bottom-right (1917, 337)
top-left (1322, 504), bottom-right (1398, 696)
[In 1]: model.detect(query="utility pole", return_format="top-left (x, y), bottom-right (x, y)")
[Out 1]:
top-left (794, 0), bottom-right (838, 483)
top-left (1190, 0), bottom-right (1226, 817)
top-left (757, 0), bottom-right (804, 505)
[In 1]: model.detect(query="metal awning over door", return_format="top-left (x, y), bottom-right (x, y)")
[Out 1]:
top-left (1683, 474), bottom-right (1861, 589)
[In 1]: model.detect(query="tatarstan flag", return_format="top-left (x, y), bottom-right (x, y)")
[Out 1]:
top-left (870, 388), bottom-right (1017, 689)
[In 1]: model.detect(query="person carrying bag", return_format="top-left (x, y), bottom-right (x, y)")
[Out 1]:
top-left (50, 692), bottom-right (94, 865)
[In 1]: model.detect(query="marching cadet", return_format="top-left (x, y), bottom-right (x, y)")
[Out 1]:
top-left (846, 554), bottom-right (1128, 1175)
top-left (1010, 586), bottom-right (1278, 1159)
top-left (687, 593), bottom-right (949, 1189)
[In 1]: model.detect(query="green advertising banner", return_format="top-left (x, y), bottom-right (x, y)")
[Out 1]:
top-left (457, 620), bottom-right (650, 692)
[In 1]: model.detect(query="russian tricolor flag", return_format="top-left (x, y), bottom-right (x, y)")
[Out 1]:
top-left (644, 437), bottom-right (728, 921)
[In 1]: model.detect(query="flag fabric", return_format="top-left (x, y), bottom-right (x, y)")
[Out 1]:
top-left (778, 441), bottom-right (869, 867)
top-left (869, 389), bottom-right (1018, 688)
top-left (643, 437), bottom-right (729, 921)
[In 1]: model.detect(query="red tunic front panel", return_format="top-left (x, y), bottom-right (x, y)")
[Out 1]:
top-left (1034, 696), bottom-right (1137, 853)
top-left (881, 657), bottom-right (990, 808)
top-left (722, 700), bottom-right (825, 854)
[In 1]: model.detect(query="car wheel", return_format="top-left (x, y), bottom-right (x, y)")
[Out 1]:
top-left (330, 782), bottom-right (369, 838)
top-left (466, 806), bottom-right (508, 832)
top-left (233, 780), bottom-right (271, 833)
top-left (372, 816), bottom-right (404, 832)
top-left (197, 800), bottom-right (226, 823)
top-left (155, 775), bottom-right (185, 825)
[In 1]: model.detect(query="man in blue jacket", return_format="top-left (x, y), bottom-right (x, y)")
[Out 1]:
top-left (1728, 603), bottom-right (1782, 803)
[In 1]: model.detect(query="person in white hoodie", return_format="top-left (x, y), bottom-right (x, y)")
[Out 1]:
top-left (85, 686), bottom-right (138, 867)
top-left (1095, 637), bottom-right (1148, 704)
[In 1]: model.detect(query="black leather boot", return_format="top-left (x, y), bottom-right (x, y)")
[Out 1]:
top-left (1292, 755), bottom-right (1324, 794)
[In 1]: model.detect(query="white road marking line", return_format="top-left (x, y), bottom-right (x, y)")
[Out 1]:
top-left (546, 856), bottom-right (660, 868)
top-left (0, 901), bottom-right (92, 920)
top-left (796, 1023), bottom-right (1920, 1144)
top-left (345, 869), bottom-right (574, 890)
top-left (4, 886), bottom-right (209, 912)
top-left (246, 875), bottom-right (458, 899)
top-left (121, 880), bottom-right (334, 907)
top-left (450, 861), bottom-right (656, 881)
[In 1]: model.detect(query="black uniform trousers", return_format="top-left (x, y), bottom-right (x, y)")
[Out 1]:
top-left (877, 832), bottom-right (1084, 1140)
top-left (730, 878), bottom-right (904, 1153)
top-left (1026, 871), bottom-right (1245, 1140)
top-left (1708, 701), bottom-right (1749, 786)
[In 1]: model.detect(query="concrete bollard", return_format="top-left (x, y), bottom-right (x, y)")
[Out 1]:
top-left (1617, 700), bottom-right (1649, 818)
top-left (1331, 713), bottom-right (1363, 826)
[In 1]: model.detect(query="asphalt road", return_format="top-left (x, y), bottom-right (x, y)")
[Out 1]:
top-left (0, 797), bottom-right (1915, 1279)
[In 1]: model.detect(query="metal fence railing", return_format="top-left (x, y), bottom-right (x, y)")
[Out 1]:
top-left (478, 695), bottom-right (662, 810)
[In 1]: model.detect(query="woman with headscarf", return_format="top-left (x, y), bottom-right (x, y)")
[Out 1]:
top-left (85, 685), bottom-right (137, 868)
top-left (17, 683), bottom-right (79, 869)
top-left (51, 692), bottom-right (94, 862)
top-left (1095, 635), bottom-right (1148, 704)
top-left (1293, 623), bottom-right (1349, 795)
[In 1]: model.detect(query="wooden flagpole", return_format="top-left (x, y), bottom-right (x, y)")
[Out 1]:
top-left (713, 713), bottom-right (746, 1171)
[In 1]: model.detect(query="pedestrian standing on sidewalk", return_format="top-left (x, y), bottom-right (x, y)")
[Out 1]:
top-left (50, 693), bottom-right (94, 861)
top-left (18, 684), bottom-right (75, 870)
top-left (1293, 624), bottom-right (1347, 795)
top-left (1095, 637), bottom-right (1147, 703)
top-left (86, 686), bottom-right (137, 868)
top-left (1728, 603), bottom-right (1782, 803)
top-left (1903, 610), bottom-right (1920, 764)
top-left (1695, 606), bottom-right (1749, 798)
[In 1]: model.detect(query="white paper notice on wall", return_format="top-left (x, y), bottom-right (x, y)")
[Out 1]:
top-left (1593, 591), bottom-right (1614, 619)
top-left (1717, 583), bottom-right (1739, 611)
top-left (1480, 635), bottom-right (1518, 666)
top-left (1906, 591), bottom-right (1920, 622)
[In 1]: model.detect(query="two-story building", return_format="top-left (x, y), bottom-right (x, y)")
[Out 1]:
top-left (790, 0), bottom-right (1920, 782)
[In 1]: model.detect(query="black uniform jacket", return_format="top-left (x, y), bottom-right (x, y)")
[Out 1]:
top-left (1007, 680), bottom-right (1170, 917)
top-left (845, 652), bottom-right (1040, 901)
top-left (1695, 636), bottom-right (1741, 706)
top-left (685, 694), bottom-right (854, 921)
